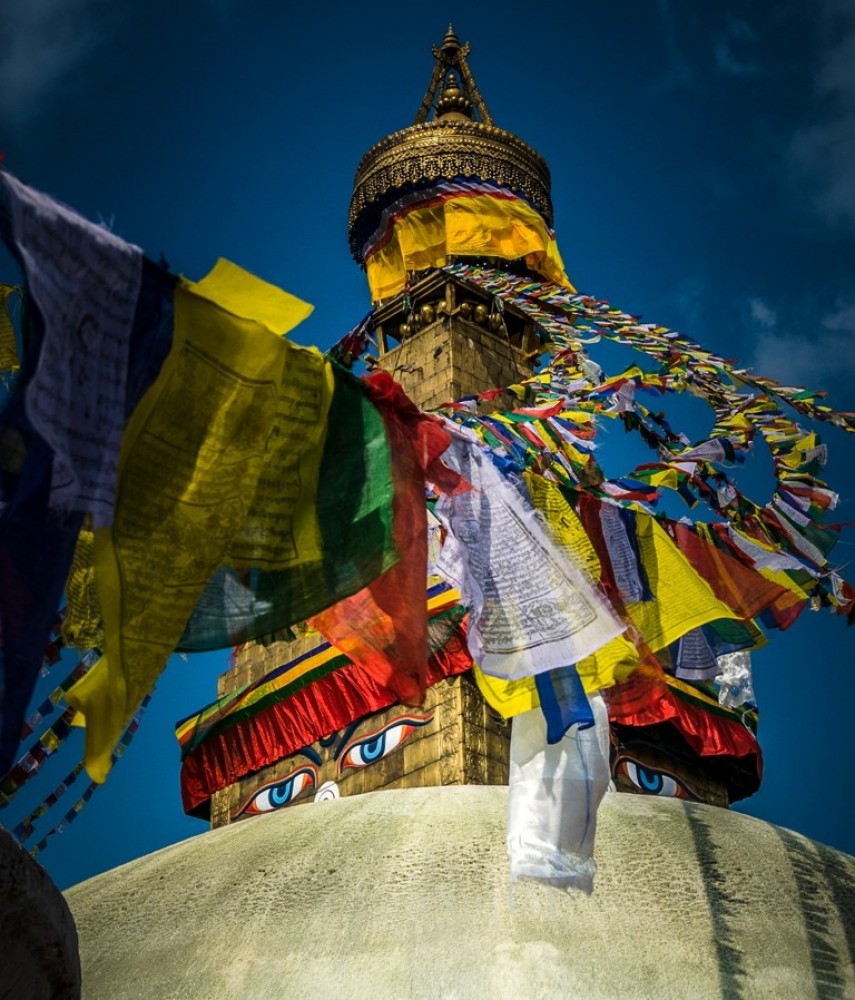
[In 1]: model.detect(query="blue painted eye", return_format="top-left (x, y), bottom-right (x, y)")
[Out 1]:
top-left (624, 761), bottom-right (679, 798)
top-left (238, 766), bottom-right (317, 816)
top-left (355, 733), bottom-right (387, 764)
top-left (339, 714), bottom-right (432, 772)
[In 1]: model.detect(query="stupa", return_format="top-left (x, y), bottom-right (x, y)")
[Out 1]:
top-left (61, 28), bottom-right (855, 1000)
top-left (67, 29), bottom-right (855, 1000)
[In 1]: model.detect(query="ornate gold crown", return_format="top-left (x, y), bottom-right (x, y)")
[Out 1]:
top-left (348, 27), bottom-right (554, 264)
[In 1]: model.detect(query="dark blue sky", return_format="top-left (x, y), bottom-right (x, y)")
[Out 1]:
top-left (2, 1), bottom-right (854, 888)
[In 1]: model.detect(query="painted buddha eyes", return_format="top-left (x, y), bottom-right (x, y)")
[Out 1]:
top-left (339, 715), bottom-right (431, 771)
top-left (235, 713), bottom-right (434, 817)
top-left (240, 766), bottom-right (317, 815)
top-left (615, 759), bottom-right (693, 800)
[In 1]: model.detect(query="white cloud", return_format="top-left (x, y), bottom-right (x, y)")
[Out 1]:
top-left (647, 0), bottom-right (695, 94)
top-left (789, 2), bottom-right (855, 226)
top-left (713, 18), bottom-right (759, 78)
top-left (749, 298), bottom-right (777, 329)
top-left (823, 302), bottom-right (855, 332)
top-left (0, 0), bottom-right (109, 125)
top-left (748, 299), bottom-right (855, 392)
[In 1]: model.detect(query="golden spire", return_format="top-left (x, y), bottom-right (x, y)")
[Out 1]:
top-left (349, 28), bottom-right (553, 265)
top-left (413, 24), bottom-right (493, 125)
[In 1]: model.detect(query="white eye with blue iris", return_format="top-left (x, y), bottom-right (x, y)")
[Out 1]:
top-left (241, 767), bottom-right (317, 815)
top-left (339, 715), bottom-right (431, 772)
top-left (625, 761), bottom-right (679, 797)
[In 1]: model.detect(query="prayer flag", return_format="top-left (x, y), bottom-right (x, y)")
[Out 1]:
top-left (435, 429), bottom-right (623, 680)
top-left (309, 372), bottom-right (462, 705)
top-left (65, 261), bottom-right (320, 781)
top-left (0, 283), bottom-right (19, 373)
top-left (0, 171), bottom-right (143, 528)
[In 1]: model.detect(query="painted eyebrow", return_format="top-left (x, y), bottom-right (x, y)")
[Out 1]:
top-left (293, 745), bottom-right (324, 767)
top-left (333, 721), bottom-right (363, 760)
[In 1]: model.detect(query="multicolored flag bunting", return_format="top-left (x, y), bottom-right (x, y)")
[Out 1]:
top-left (3, 171), bottom-right (855, 886)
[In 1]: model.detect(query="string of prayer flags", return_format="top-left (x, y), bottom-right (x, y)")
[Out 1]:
top-left (0, 175), bottom-right (161, 777)
top-left (12, 763), bottom-right (85, 842)
top-left (18, 656), bottom-right (91, 743)
top-left (26, 694), bottom-right (150, 858)
top-left (0, 706), bottom-right (76, 802)
top-left (439, 263), bottom-right (854, 616)
top-left (0, 460), bottom-right (83, 776)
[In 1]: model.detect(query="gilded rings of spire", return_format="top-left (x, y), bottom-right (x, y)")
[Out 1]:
top-left (348, 119), bottom-right (553, 262)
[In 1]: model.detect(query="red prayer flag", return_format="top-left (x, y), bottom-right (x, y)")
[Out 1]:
top-left (310, 372), bottom-right (464, 705)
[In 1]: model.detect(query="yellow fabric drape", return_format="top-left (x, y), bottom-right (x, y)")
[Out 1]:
top-left (63, 523), bottom-right (104, 650)
top-left (66, 262), bottom-right (323, 781)
top-left (365, 194), bottom-right (574, 301)
top-left (0, 284), bottom-right (20, 373)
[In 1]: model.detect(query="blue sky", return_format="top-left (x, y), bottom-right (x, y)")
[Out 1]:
top-left (2, 1), bottom-right (854, 889)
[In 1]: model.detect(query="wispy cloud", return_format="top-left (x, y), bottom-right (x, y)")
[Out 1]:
top-left (647, 0), bottom-right (695, 94)
top-left (0, 0), bottom-right (111, 126)
top-left (747, 297), bottom-right (855, 395)
top-left (789, 1), bottom-right (855, 226)
top-left (749, 298), bottom-right (777, 329)
top-left (648, 6), bottom-right (761, 94)
top-left (713, 18), bottom-right (760, 78)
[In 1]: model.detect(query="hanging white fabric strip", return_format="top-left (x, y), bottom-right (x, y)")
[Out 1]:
top-left (506, 693), bottom-right (611, 893)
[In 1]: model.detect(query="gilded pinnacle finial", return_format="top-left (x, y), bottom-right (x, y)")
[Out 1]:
top-left (442, 24), bottom-right (460, 51)
top-left (413, 27), bottom-right (492, 126)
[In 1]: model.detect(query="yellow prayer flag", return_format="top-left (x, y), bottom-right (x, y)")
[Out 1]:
top-left (66, 262), bottom-right (321, 781)
top-left (474, 631), bottom-right (641, 720)
top-left (576, 633), bottom-right (640, 692)
top-left (523, 471), bottom-right (601, 582)
top-left (474, 664), bottom-right (539, 718)
top-left (0, 284), bottom-right (20, 373)
top-left (62, 523), bottom-right (104, 649)
top-left (625, 512), bottom-right (740, 652)
top-left (191, 258), bottom-right (313, 335)
top-left (644, 468), bottom-right (682, 490)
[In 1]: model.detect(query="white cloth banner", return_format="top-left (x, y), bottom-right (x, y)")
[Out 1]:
top-left (507, 694), bottom-right (611, 892)
top-left (435, 430), bottom-right (622, 679)
top-left (0, 172), bottom-right (143, 527)
top-left (714, 650), bottom-right (755, 708)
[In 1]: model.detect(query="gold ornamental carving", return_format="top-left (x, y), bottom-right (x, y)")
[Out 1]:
top-left (349, 119), bottom-right (553, 261)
